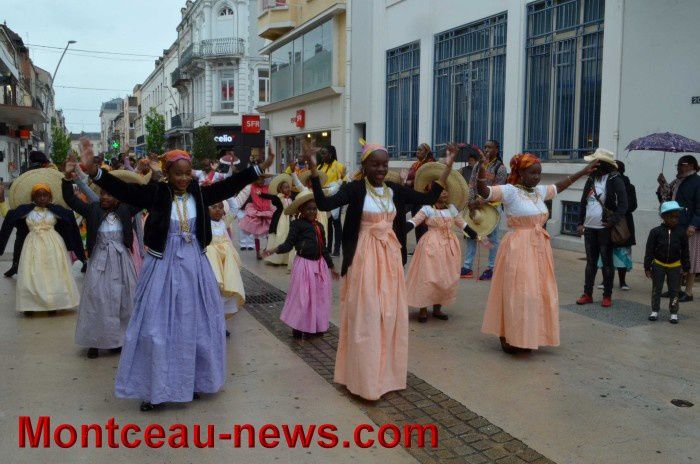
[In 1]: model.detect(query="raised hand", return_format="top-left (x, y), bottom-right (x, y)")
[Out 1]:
top-left (64, 154), bottom-right (78, 180)
top-left (259, 146), bottom-right (276, 172)
top-left (583, 159), bottom-right (600, 175)
top-left (444, 142), bottom-right (458, 166)
top-left (260, 249), bottom-right (275, 259)
top-left (79, 137), bottom-right (97, 177)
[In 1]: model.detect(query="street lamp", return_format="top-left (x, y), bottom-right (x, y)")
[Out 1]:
top-left (52, 40), bottom-right (76, 82)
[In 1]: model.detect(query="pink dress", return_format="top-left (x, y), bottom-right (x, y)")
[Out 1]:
top-left (405, 205), bottom-right (465, 308)
top-left (239, 184), bottom-right (273, 238)
top-left (481, 184), bottom-right (559, 349)
top-left (335, 188), bottom-right (407, 400)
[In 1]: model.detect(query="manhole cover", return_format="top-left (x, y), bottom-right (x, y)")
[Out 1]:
top-left (671, 399), bottom-right (694, 408)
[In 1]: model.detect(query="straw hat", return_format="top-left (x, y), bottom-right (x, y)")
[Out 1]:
top-left (268, 173), bottom-right (293, 195)
top-left (384, 170), bottom-right (402, 184)
top-left (584, 148), bottom-right (617, 168)
top-left (460, 205), bottom-right (500, 239)
top-left (9, 168), bottom-right (67, 208)
top-left (90, 169), bottom-right (152, 195)
top-left (298, 170), bottom-right (327, 187)
top-left (414, 162), bottom-right (469, 211)
top-left (285, 190), bottom-right (316, 216)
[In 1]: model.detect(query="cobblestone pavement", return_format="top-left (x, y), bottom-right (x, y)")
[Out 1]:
top-left (242, 269), bottom-right (556, 464)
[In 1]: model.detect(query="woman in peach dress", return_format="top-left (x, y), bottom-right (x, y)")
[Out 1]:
top-left (307, 141), bottom-right (457, 400)
top-left (476, 153), bottom-right (597, 354)
top-left (405, 190), bottom-right (476, 322)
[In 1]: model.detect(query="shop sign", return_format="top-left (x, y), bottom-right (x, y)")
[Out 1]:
top-left (214, 134), bottom-right (236, 143)
top-left (242, 115), bottom-right (261, 134)
top-left (293, 110), bottom-right (305, 128)
top-left (18, 129), bottom-right (31, 140)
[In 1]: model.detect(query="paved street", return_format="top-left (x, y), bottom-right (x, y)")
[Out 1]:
top-left (0, 236), bottom-right (698, 464)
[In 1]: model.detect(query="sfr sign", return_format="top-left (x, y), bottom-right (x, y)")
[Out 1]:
top-left (242, 115), bottom-right (261, 134)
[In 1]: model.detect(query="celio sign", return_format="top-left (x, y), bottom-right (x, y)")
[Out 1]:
top-left (214, 134), bottom-right (235, 143)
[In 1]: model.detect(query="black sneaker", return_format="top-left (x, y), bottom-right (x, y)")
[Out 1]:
top-left (679, 293), bottom-right (694, 303)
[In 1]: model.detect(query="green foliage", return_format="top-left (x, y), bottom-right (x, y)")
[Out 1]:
top-left (145, 108), bottom-right (166, 155)
top-left (50, 124), bottom-right (71, 165)
top-left (191, 124), bottom-right (218, 168)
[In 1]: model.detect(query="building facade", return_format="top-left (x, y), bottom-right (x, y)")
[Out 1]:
top-left (70, 132), bottom-right (102, 157)
top-left (0, 24), bottom-right (60, 180)
top-left (257, 0), bottom-right (347, 171)
top-left (99, 98), bottom-right (122, 156)
top-left (349, 0), bottom-right (700, 260)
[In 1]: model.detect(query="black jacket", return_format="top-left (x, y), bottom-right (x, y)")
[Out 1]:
top-left (578, 173), bottom-right (628, 227)
top-left (260, 193), bottom-right (291, 235)
top-left (276, 218), bottom-right (334, 268)
top-left (61, 179), bottom-right (138, 255)
top-left (618, 175), bottom-right (637, 246)
top-left (644, 224), bottom-right (690, 272)
top-left (0, 203), bottom-right (86, 261)
top-left (93, 166), bottom-right (259, 258)
top-left (657, 174), bottom-right (700, 228)
top-left (311, 176), bottom-right (443, 276)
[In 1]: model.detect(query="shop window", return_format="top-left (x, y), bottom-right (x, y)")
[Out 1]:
top-left (220, 70), bottom-right (235, 110)
top-left (561, 200), bottom-right (581, 236)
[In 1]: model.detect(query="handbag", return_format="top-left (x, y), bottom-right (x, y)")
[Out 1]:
top-left (592, 184), bottom-right (631, 246)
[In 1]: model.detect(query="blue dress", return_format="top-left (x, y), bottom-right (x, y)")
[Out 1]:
top-left (114, 218), bottom-right (226, 404)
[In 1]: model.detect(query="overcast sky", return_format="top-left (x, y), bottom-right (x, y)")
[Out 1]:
top-left (3, 0), bottom-right (183, 134)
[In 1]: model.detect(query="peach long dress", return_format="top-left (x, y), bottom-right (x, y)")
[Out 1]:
top-left (334, 188), bottom-right (408, 400)
top-left (481, 184), bottom-right (559, 349)
top-left (405, 205), bottom-right (466, 308)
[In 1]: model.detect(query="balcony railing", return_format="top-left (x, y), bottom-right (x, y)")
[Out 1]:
top-left (170, 113), bottom-right (193, 130)
top-left (171, 67), bottom-right (189, 86)
top-left (180, 38), bottom-right (246, 68)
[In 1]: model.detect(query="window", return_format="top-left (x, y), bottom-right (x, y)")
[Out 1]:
top-left (220, 6), bottom-right (234, 16)
top-left (561, 201), bottom-right (581, 235)
top-left (524, 0), bottom-right (605, 161)
top-left (385, 42), bottom-right (420, 160)
top-left (433, 13), bottom-right (507, 153)
top-left (220, 70), bottom-right (235, 110)
top-left (258, 68), bottom-right (270, 103)
top-left (269, 21), bottom-right (333, 102)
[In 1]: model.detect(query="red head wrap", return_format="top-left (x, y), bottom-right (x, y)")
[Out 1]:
top-left (507, 153), bottom-right (541, 185)
top-left (163, 150), bottom-right (191, 171)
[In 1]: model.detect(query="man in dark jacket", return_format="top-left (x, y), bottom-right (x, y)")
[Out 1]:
top-left (576, 149), bottom-right (628, 308)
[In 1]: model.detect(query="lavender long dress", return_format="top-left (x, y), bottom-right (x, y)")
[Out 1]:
top-left (114, 217), bottom-right (226, 404)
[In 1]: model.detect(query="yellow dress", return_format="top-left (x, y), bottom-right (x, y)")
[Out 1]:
top-left (264, 195), bottom-right (293, 265)
top-left (206, 217), bottom-right (245, 311)
top-left (16, 209), bottom-right (80, 312)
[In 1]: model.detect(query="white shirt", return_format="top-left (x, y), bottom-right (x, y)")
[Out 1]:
top-left (98, 212), bottom-right (123, 233)
top-left (486, 184), bottom-right (555, 217)
top-left (171, 195), bottom-right (197, 221)
top-left (211, 219), bottom-right (229, 237)
top-left (584, 175), bottom-right (607, 229)
top-left (362, 186), bottom-right (396, 213)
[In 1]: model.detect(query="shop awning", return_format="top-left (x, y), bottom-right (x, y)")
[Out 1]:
top-left (0, 104), bottom-right (46, 126)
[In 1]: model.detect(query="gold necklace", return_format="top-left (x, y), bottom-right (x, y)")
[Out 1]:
top-left (174, 194), bottom-right (192, 241)
top-left (365, 178), bottom-right (391, 213)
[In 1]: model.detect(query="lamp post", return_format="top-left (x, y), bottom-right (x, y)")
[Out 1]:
top-left (52, 40), bottom-right (76, 82)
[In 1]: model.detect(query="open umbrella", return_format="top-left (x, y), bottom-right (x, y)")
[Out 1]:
top-left (625, 132), bottom-right (700, 170)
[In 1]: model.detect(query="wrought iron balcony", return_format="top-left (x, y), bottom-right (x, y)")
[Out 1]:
top-left (180, 38), bottom-right (246, 69)
top-left (170, 113), bottom-right (193, 130)
top-left (171, 67), bottom-right (189, 87)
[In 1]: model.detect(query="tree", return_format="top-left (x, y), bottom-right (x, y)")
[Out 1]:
top-left (145, 108), bottom-right (166, 155)
top-left (50, 124), bottom-right (72, 166)
top-left (191, 124), bottom-right (218, 168)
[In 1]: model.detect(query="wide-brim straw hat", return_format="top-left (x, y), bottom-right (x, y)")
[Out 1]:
top-left (584, 148), bottom-right (618, 167)
top-left (9, 168), bottom-right (67, 208)
top-left (298, 170), bottom-right (327, 187)
top-left (90, 169), bottom-right (152, 195)
top-left (384, 170), bottom-right (402, 184)
top-left (269, 173), bottom-right (293, 195)
top-left (414, 162), bottom-right (469, 211)
top-left (460, 204), bottom-right (500, 239)
top-left (285, 190), bottom-right (316, 216)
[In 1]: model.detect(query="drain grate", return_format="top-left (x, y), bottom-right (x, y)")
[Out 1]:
top-left (245, 293), bottom-right (286, 304)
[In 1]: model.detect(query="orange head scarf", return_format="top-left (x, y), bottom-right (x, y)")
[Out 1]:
top-left (162, 150), bottom-right (191, 172)
top-left (31, 183), bottom-right (52, 195)
top-left (507, 153), bottom-right (541, 185)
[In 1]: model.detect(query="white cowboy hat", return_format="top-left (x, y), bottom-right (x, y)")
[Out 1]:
top-left (584, 148), bottom-right (618, 167)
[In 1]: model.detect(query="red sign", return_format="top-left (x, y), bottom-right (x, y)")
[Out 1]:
top-left (242, 114), bottom-right (261, 134)
top-left (18, 129), bottom-right (31, 140)
top-left (295, 109), bottom-right (305, 128)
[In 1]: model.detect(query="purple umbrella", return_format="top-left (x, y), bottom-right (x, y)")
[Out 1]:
top-left (625, 132), bottom-right (700, 169)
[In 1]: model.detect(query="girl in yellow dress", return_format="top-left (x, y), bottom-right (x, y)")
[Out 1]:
top-left (206, 201), bottom-right (245, 337)
top-left (0, 183), bottom-right (83, 313)
top-left (262, 174), bottom-right (294, 266)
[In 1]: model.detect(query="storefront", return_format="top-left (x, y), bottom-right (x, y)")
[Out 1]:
top-left (211, 125), bottom-right (266, 167)
top-left (276, 130), bottom-right (333, 168)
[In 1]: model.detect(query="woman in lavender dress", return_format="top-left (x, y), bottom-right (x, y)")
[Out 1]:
top-left (79, 139), bottom-right (273, 411)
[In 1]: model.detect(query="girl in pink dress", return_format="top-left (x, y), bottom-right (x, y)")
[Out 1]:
top-left (476, 153), bottom-right (597, 353)
top-left (306, 140), bottom-right (457, 401)
top-left (238, 177), bottom-right (273, 259)
top-left (405, 189), bottom-right (476, 322)
top-left (262, 192), bottom-right (340, 339)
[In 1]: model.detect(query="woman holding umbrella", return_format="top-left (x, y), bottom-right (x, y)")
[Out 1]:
top-left (657, 155), bottom-right (700, 302)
